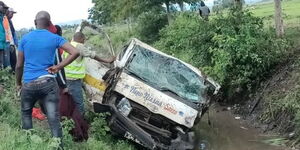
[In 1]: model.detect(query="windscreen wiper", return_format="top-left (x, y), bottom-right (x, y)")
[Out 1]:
top-left (160, 88), bottom-right (201, 104)
top-left (159, 87), bottom-right (181, 98)
top-left (125, 70), bottom-right (148, 83)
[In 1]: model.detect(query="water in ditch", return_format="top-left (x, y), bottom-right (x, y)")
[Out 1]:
top-left (196, 104), bottom-right (289, 150)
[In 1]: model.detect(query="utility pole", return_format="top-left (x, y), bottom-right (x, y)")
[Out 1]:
top-left (274, 0), bottom-right (284, 37)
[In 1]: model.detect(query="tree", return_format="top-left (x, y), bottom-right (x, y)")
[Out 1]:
top-left (163, 0), bottom-right (198, 23)
top-left (177, 1), bottom-right (185, 11)
top-left (88, 0), bottom-right (118, 24)
top-left (164, 0), bottom-right (172, 23)
top-left (89, 0), bottom-right (163, 24)
top-left (175, 0), bottom-right (198, 11)
top-left (274, 0), bottom-right (284, 37)
top-left (88, 0), bottom-right (197, 25)
top-left (234, 0), bottom-right (243, 10)
top-left (214, 0), bottom-right (244, 10)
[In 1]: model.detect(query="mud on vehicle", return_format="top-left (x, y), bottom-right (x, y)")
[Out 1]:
top-left (83, 37), bottom-right (220, 149)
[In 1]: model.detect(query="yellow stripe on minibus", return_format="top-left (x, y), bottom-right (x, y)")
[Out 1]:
top-left (84, 74), bottom-right (107, 91)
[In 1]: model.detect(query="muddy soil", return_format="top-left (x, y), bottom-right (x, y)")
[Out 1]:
top-left (196, 104), bottom-right (291, 150)
top-left (231, 47), bottom-right (300, 141)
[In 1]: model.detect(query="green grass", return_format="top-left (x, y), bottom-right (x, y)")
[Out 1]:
top-left (251, 0), bottom-right (300, 26)
top-left (251, 0), bottom-right (300, 17)
top-left (249, 0), bottom-right (300, 46)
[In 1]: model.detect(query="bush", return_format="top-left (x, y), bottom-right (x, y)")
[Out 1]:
top-left (156, 9), bottom-right (290, 100)
top-left (136, 10), bottom-right (168, 44)
top-left (90, 113), bottom-right (110, 140)
top-left (155, 12), bottom-right (213, 66)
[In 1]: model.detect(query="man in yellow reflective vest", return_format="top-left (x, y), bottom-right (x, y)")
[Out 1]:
top-left (63, 32), bottom-right (114, 114)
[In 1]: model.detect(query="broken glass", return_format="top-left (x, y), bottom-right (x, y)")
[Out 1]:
top-left (126, 45), bottom-right (207, 103)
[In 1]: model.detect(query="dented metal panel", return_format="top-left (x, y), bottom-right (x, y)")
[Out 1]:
top-left (84, 58), bottom-right (109, 103)
top-left (115, 73), bottom-right (199, 128)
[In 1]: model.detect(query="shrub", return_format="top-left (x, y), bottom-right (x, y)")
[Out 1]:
top-left (156, 9), bottom-right (290, 100)
top-left (155, 12), bottom-right (213, 66)
top-left (136, 10), bottom-right (168, 44)
top-left (90, 113), bottom-right (110, 140)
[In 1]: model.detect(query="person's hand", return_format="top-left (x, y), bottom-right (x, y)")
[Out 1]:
top-left (10, 45), bottom-right (16, 53)
top-left (109, 56), bottom-right (116, 63)
top-left (62, 88), bottom-right (69, 94)
top-left (16, 84), bottom-right (22, 97)
top-left (47, 65), bottom-right (60, 74)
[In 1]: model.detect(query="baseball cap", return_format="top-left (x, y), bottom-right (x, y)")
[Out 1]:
top-left (8, 8), bottom-right (16, 13)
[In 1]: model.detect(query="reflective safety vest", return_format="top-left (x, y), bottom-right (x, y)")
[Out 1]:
top-left (63, 41), bottom-right (86, 79)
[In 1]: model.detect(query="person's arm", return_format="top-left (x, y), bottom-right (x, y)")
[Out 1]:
top-left (16, 51), bottom-right (24, 87)
top-left (47, 43), bottom-right (79, 74)
top-left (94, 55), bottom-right (115, 63)
top-left (13, 33), bottom-right (18, 47)
top-left (79, 45), bottom-right (115, 63)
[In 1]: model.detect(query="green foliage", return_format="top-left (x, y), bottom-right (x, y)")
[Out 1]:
top-left (61, 117), bottom-right (75, 148)
top-left (88, 0), bottom-right (200, 25)
top-left (155, 12), bottom-right (213, 65)
top-left (262, 138), bottom-right (289, 146)
top-left (89, 0), bottom-right (117, 24)
top-left (136, 10), bottom-right (168, 43)
top-left (90, 113), bottom-right (111, 140)
top-left (89, 0), bottom-right (164, 24)
top-left (156, 9), bottom-right (290, 98)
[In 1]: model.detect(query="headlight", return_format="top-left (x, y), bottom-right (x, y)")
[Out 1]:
top-left (117, 97), bottom-right (132, 116)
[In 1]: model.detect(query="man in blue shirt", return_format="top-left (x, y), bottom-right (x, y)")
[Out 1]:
top-left (15, 11), bottom-right (79, 147)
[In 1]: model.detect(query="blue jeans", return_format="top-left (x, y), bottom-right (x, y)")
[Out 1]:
top-left (21, 77), bottom-right (62, 138)
top-left (67, 79), bottom-right (85, 114)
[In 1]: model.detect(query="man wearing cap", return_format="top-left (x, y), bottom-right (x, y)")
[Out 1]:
top-left (16, 11), bottom-right (79, 147)
top-left (0, 1), bottom-right (9, 69)
top-left (7, 7), bottom-right (17, 72)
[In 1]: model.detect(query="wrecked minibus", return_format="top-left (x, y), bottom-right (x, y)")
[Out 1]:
top-left (83, 37), bottom-right (220, 149)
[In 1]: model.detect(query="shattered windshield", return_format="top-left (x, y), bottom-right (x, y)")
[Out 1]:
top-left (125, 45), bottom-right (207, 103)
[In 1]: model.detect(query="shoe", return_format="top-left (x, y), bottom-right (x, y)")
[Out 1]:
top-left (32, 108), bottom-right (46, 120)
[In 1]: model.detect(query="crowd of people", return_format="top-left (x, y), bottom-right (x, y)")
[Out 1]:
top-left (0, 1), bottom-right (114, 148)
top-left (0, 1), bottom-right (17, 70)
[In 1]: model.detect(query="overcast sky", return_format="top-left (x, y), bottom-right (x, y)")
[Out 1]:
top-left (4, 0), bottom-right (94, 30)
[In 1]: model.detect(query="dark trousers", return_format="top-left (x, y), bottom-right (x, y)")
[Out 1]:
top-left (0, 50), bottom-right (10, 69)
top-left (0, 50), bottom-right (3, 68)
top-left (21, 77), bottom-right (62, 138)
top-left (10, 47), bottom-right (16, 72)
